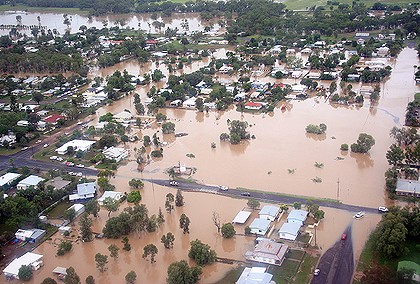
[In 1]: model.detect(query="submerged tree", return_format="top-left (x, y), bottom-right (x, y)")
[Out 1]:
top-left (161, 232), bottom-right (175, 249)
top-left (143, 244), bottom-right (158, 263)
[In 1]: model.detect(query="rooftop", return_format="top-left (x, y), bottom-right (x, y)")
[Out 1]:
top-left (3, 252), bottom-right (43, 277)
top-left (18, 175), bottom-right (44, 186)
top-left (0, 173), bottom-right (21, 187)
top-left (232, 211), bottom-right (252, 224)
top-left (287, 210), bottom-right (308, 222)
top-left (259, 205), bottom-right (280, 217)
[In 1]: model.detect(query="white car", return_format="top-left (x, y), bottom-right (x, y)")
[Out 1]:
top-left (76, 172), bottom-right (83, 177)
top-left (22, 147), bottom-right (29, 151)
top-left (378, 206), bottom-right (389, 213)
top-left (314, 268), bottom-right (320, 276)
top-left (354, 211), bottom-right (365, 219)
top-left (219, 185), bottom-right (229, 191)
top-left (169, 181), bottom-right (179, 186)
top-left (76, 164), bottom-right (85, 168)
top-left (56, 157), bottom-right (64, 161)
top-left (49, 156), bottom-right (58, 160)
top-left (43, 143), bottom-right (49, 148)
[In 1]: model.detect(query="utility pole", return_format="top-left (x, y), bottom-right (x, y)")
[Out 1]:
top-left (337, 178), bottom-right (340, 201)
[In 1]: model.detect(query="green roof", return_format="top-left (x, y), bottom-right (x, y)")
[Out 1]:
top-left (398, 261), bottom-right (420, 274)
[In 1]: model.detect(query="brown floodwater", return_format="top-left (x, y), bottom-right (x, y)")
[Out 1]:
top-left (0, 11), bottom-right (222, 36)
top-left (16, 47), bottom-right (420, 283)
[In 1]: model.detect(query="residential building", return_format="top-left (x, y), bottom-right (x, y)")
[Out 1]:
top-left (397, 261), bottom-right (420, 282)
top-left (236, 267), bottom-right (275, 284)
top-left (183, 97), bottom-right (197, 108)
top-left (249, 218), bottom-right (271, 235)
top-left (17, 175), bottom-right (45, 190)
top-left (244, 102), bottom-right (263, 110)
top-left (3, 252), bottom-right (43, 280)
top-left (15, 229), bottom-right (46, 243)
top-left (0, 172), bottom-right (21, 187)
top-left (97, 191), bottom-right (124, 205)
top-left (0, 134), bottom-right (16, 146)
top-left (45, 177), bottom-right (71, 190)
top-left (259, 205), bottom-right (280, 221)
top-left (114, 111), bottom-right (133, 123)
top-left (278, 222), bottom-right (301, 241)
top-left (103, 147), bottom-right (128, 162)
top-left (69, 182), bottom-right (97, 202)
top-left (245, 239), bottom-right (289, 265)
top-left (68, 203), bottom-right (85, 217)
top-left (232, 211), bottom-right (252, 224)
top-left (56, 139), bottom-right (96, 155)
top-left (43, 114), bottom-right (65, 125)
top-left (396, 179), bottom-right (420, 197)
top-left (287, 210), bottom-right (308, 226)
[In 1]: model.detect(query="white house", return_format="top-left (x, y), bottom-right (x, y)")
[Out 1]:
top-left (0, 173), bottom-right (21, 187)
top-left (0, 134), bottom-right (16, 146)
top-left (236, 267), bottom-right (274, 284)
top-left (69, 182), bottom-right (97, 201)
top-left (278, 222), bottom-right (301, 241)
top-left (232, 211), bottom-right (252, 224)
top-left (16, 120), bottom-right (30, 127)
top-left (249, 218), bottom-right (271, 235)
top-left (291, 84), bottom-right (307, 93)
top-left (103, 147), bottom-right (128, 162)
top-left (259, 205), bottom-right (280, 221)
top-left (97, 191), bottom-right (124, 205)
top-left (67, 203), bottom-right (85, 218)
top-left (183, 97), bottom-right (197, 108)
top-left (114, 111), bottom-right (133, 123)
top-left (17, 175), bottom-right (45, 190)
top-left (245, 239), bottom-right (289, 265)
top-left (56, 139), bottom-right (96, 155)
top-left (287, 210), bottom-right (308, 226)
top-left (15, 229), bottom-right (46, 243)
top-left (3, 252), bottom-right (43, 280)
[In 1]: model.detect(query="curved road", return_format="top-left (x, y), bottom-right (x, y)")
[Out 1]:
top-left (146, 179), bottom-right (381, 214)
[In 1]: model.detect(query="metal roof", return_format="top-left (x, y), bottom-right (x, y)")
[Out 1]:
top-left (232, 211), bottom-right (252, 224)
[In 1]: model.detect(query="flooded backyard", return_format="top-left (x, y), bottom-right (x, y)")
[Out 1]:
top-left (4, 38), bottom-right (420, 282)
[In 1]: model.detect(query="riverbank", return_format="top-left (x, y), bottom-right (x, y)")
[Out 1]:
top-left (0, 5), bottom-right (88, 15)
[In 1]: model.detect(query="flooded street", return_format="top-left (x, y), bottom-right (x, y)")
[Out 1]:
top-left (16, 46), bottom-right (420, 283)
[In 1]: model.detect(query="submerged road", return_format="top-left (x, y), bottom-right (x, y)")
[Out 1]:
top-left (145, 179), bottom-right (381, 214)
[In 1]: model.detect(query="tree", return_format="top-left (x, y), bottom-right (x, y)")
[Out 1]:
top-left (161, 232), bottom-right (175, 248)
top-left (228, 120), bottom-right (250, 144)
top-left (95, 253), bottom-right (109, 272)
top-left (188, 239), bottom-right (216, 266)
top-left (165, 193), bottom-right (175, 213)
top-left (179, 213), bottom-right (191, 234)
top-left (167, 260), bottom-right (202, 284)
top-left (41, 277), bottom-right (58, 284)
top-left (125, 271), bottom-right (137, 284)
top-left (329, 81), bottom-right (337, 94)
top-left (247, 199), bottom-right (260, 210)
top-left (152, 69), bottom-right (164, 82)
top-left (158, 208), bottom-right (165, 225)
top-left (79, 213), bottom-right (93, 242)
top-left (18, 265), bottom-right (33, 281)
top-left (127, 190), bottom-right (142, 203)
top-left (64, 267), bottom-right (81, 284)
top-left (129, 179), bottom-right (144, 189)
top-left (293, 202), bottom-right (301, 209)
top-left (85, 200), bottom-right (100, 218)
top-left (85, 275), bottom-right (95, 284)
top-left (143, 244), bottom-right (158, 263)
top-left (212, 212), bottom-right (221, 233)
top-left (351, 133), bottom-right (375, 153)
top-left (32, 92), bottom-right (43, 104)
top-left (221, 223), bottom-right (236, 238)
top-left (108, 244), bottom-right (120, 260)
top-left (57, 240), bottom-right (72, 256)
top-left (143, 135), bottom-right (151, 147)
top-left (122, 237), bottom-right (131, 251)
top-left (162, 122), bottom-right (176, 134)
top-left (376, 213), bottom-right (408, 259)
top-left (175, 189), bottom-right (184, 207)
top-left (64, 207), bottom-right (76, 223)
top-left (360, 264), bottom-right (395, 284)
top-left (103, 197), bottom-right (120, 217)
top-left (386, 144), bottom-right (405, 166)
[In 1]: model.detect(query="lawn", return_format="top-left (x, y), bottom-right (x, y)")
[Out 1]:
top-left (295, 253), bottom-right (319, 284)
top-left (269, 259), bottom-right (300, 284)
top-left (283, 0), bottom-right (415, 10)
top-left (45, 201), bottom-right (72, 218)
top-left (0, 4), bottom-right (88, 14)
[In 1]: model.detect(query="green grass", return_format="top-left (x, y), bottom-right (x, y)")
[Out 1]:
top-left (283, 0), bottom-right (415, 10)
top-left (0, 4), bottom-right (88, 14)
top-left (288, 249), bottom-right (306, 260)
top-left (46, 201), bottom-right (72, 218)
top-left (0, 148), bottom-right (20, 155)
top-left (269, 259), bottom-right (300, 284)
top-left (295, 253), bottom-right (320, 284)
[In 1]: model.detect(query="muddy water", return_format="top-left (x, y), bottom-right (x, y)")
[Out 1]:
top-left (23, 47), bottom-right (420, 283)
top-left (0, 11), bottom-right (221, 35)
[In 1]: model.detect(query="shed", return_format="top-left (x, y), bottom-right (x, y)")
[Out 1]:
top-left (278, 222), bottom-right (301, 241)
top-left (97, 191), bottom-right (124, 205)
top-left (103, 147), bottom-right (128, 162)
top-left (287, 210), bottom-right (308, 226)
top-left (56, 139), bottom-right (95, 155)
top-left (58, 226), bottom-right (72, 235)
top-left (68, 203), bottom-right (85, 218)
top-left (249, 218), bottom-right (271, 235)
top-left (52, 266), bottom-right (68, 276)
top-left (3, 252), bottom-right (43, 279)
top-left (232, 211), bottom-right (252, 224)
top-left (259, 205), bottom-right (280, 221)
top-left (236, 267), bottom-right (273, 284)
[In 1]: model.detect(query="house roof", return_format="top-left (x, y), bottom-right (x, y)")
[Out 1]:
top-left (77, 182), bottom-right (96, 195)
top-left (287, 210), bottom-right (308, 222)
top-left (244, 102), bottom-right (263, 108)
top-left (18, 175), bottom-right (44, 187)
top-left (236, 267), bottom-right (273, 284)
top-left (44, 114), bottom-right (64, 123)
top-left (114, 111), bottom-right (132, 120)
top-left (232, 211), bottom-right (252, 224)
top-left (259, 205), bottom-right (280, 218)
top-left (249, 218), bottom-right (271, 231)
top-left (98, 191), bottom-right (123, 203)
top-left (246, 240), bottom-right (289, 262)
top-left (0, 173), bottom-right (21, 186)
top-left (279, 222), bottom-right (301, 236)
top-left (56, 139), bottom-right (96, 153)
top-left (45, 177), bottom-right (71, 190)
top-left (69, 203), bottom-right (84, 212)
top-left (3, 252), bottom-right (43, 277)
top-left (396, 179), bottom-right (420, 194)
top-left (103, 147), bottom-right (127, 158)
top-left (398, 261), bottom-right (420, 275)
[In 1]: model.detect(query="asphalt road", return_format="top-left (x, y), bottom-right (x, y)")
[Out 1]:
top-left (311, 226), bottom-right (354, 284)
top-left (146, 179), bottom-right (381, 214)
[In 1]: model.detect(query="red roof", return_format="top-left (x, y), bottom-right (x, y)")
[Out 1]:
top-left (272, 83), bottom-right (285, 89)
top-left (44, 114), bottom-right (65, 123)
top-left (146, 39), bottom-right (158, 44)
top-left (244, 102), bottom-right (262, 107)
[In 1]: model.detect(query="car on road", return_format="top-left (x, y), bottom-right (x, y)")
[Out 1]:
top-left (50, 156), bottom-right (58, 160)
top-left (36, 140), bottom-right (42, 143)
top-left (66, 161), bottom-right (75, 167)
top-left (219, 185), bottom-right (229, 191)
top-left (169, 181), bottom-right (179, 186)
top-left (43, 143), bottom-right (49, 148)
top-left (241, 192), bottom-right (251, 197)
top-left (341, 233), bottom-right (347, 240)
top-left (314, 268), bottom-right (320, 276)
top-left (22, 147), bottom-right (29, 151)
top-left (76, 172), bottom-right (83, 177)
top-left (76, 164), bottom-right (85, 168)
top-left (378, 206), bottom-right (389, 213)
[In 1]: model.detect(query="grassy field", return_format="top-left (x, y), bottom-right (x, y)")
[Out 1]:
top-left (0, 4), bottom-right (88, 14)
top-left (282, 0), bottom-right (416, 10)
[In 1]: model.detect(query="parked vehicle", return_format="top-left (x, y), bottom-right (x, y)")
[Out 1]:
top-left (169, 181), bottom-right (179, 186)
top-left (76, 164), bottom-right (85, 168)
top-left (66, 161), bottom-right (75, 167)
top-left (43, 143), bottom-right (49, 148)
top-left (378, 206), bottom-right (389, 213)
top-left (314, 268), bottom-right (320, 276)
top-left (49, 156), bottom-right (58, 160)
top-left (354, 211), bottom-right (365, 219)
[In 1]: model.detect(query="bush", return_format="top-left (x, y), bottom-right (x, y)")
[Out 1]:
top-left (340, 143), bottom-right (349, 151)
top-left (127, 190), bottom-right (142, 203)
top-left (18, 265), bottom-right (33, 281)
